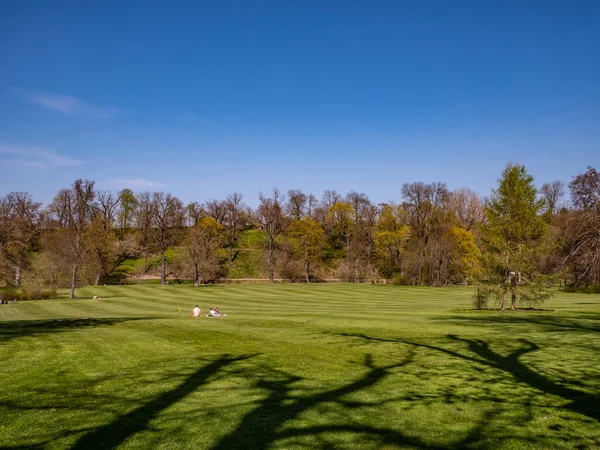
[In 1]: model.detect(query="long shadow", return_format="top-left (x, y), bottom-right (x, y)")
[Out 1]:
top-left (438, 314), bottom-right (600, 333)
top-left (210, 352), bottom-right (458, 450)
top-left (0, 317), bottom-right (159, 343)
top-left (340, 332), bottom-right (600, 424)
top-left (71, 354), bottom-right (255, 450)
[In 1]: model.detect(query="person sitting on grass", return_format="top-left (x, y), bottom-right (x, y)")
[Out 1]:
top-left (193, 305), bottom-right (201, 317)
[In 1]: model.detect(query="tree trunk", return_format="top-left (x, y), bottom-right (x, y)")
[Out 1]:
top-left (194, 262), bottom-right (199, 287)
top-left (228, 248), bottom-right (239, 266)
top-left (415, 240), bottom-right (423, 285)
top-left (15, 266), bottom-right (21, 288)
top-left (305, 260), bottom-right (310, 283)
top-left (70, 263), bottom-right (78, 299)
top-left (268, 254), bottom-right (274, 283)
top-left (95, 271), bottom-right (101, 286)
top-left (500, 289), bottom-right (506, 311)
top-left (511, 290), bottom-right (517, 310)
top-left (161, 250), bottom-right (166, 285)
top-left (267, 237), bottom-right (275, 283)
top-left (345, 233), bottom-right (351, 282)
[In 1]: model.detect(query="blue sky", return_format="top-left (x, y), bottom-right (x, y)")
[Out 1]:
top-left (1, 0), bottom-right (598, 207)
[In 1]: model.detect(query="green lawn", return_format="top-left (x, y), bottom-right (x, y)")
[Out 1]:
top-left (1, 285), bottom-right (599, 449)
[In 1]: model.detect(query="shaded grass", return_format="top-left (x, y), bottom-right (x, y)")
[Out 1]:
top-left (0, 285), bottom-right (599, 449)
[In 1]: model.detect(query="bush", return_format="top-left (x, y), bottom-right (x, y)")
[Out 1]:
top-left (391, 274), bottom-right (407, 286)
top-left (0, 287), bottom-right (22, 303)
top-left (0, 285), bottom-right (58, 302)
top-left (473, 285), bottom-right (491, 309)
top-left (563, 284), bottom-right (600, 294)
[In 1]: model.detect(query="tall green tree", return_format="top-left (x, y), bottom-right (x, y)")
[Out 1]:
top-left (117, 189), bottom-right (137, 237)
top-left (479, 163), bottom-right (551, 310)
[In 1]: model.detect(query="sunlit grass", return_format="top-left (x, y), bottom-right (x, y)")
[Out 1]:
top-left (1, 285), bottom-right (598, 449)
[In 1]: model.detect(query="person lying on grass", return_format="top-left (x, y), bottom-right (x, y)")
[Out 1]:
top-left (208, 306), bottom-right (226, 317)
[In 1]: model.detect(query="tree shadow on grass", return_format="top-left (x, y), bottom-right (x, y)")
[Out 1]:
top-left (71, 354), bottom-right (256, 450)
top-left (0, 317), bottom-right (161, 343)
top-left (438, 314), bottom-right (600, 333)
top-left (339, 332), bottom-right (600, 425)
top-left (210, 351), bottom-right (464, 450)
top-left (210, 350), bottom-right (549, 450)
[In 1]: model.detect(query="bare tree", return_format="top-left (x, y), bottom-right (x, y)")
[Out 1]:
top-left (153, 192), bottom-right (185, 285)
top-left (223, 193), bottom-right (247, 266)
top-left (307, 194), bottom-right (318, 218)
top-left (286, 190), bottom-right (307, 220)
top-left (402, 182), bottom-right (449, 285)
top-left (257, 189), bottom-right (286, 283)
top-left (95, 191), bottom-right (119, 228)
top-left (327, 201), bottom-right (354, 281)
top-left (570, 166), bottom-right (600, 211)
top-left (52, 180), bottom-right (96, 298)
top-left (448, 188), bottom-right (485, 230)
top-left (0, 192), bottom-right (42, 286)
top-left (186, 202), bottom-right (205, 226)
top-left (205, 199), bottom-right (227, 225)
top-left (362, 203), bottom-right (379, 279)
top-left (134, 192), bottom-right (156, 274)
top-left (402, 182), bottom-right (430, 284)
top-left (346, 191), bottom-right (372, 282)
top-left (541, 181), bottom-right (564, 217)
top-left (321, 189), bottom-right (341, 210)
top-left (564, 167), bottom-right (600, 284)
top-left (185, 217), bottom-right (224, 286)
top-left (48, 189), bottom-right (71, 228)
top-left (88, 191), bottom-right (119, 284)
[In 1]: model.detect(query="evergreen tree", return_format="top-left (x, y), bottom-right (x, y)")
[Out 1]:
top-left (478, 163), bottom-right (552, 310)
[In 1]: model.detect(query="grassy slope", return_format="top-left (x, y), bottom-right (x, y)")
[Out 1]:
top-left (0, 285), bottom-right (599, 449)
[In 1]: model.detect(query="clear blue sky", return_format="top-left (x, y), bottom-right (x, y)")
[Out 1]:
top-left (1, 0), bottom-right (598, 207)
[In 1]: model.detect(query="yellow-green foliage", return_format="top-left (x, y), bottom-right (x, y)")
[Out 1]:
top-left (450, 226), bottom-right (482, 283)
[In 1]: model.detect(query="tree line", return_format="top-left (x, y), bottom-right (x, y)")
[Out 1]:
top-left (0, 163), bottom-right (599, 305)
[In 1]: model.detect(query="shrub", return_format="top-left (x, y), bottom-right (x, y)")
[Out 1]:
top-left (563, 284), bottom-right (600, 294)
top-left (473, 286), bottom-right (490, 309)
top-left (0, 285), bottom-right (58, 302)
top-left (0, 287), bottom-right (21, 302)
top-left (392, 274), bottom-right (407, 286)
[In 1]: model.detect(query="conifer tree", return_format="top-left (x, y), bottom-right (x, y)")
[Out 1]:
top-left (478, 163), bottom-right (552, 310)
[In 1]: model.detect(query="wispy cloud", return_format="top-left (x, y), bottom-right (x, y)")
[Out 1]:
top-left (106, 178), bottom-right (165, 189)
top-left (0, 143), bottom-right (84, 168)
top-left (24, 90), bottom-right (126, 119)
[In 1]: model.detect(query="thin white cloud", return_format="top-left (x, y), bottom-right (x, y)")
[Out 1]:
top-left (106, 178), bottom-right (165, 189)
top-left (0, 143), bottom-right (84, 168)
top-left (25, 90), bottom-right (126, 119)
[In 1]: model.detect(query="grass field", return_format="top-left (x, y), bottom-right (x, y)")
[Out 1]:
top-left (1, 285), bottom-right (599, 449)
